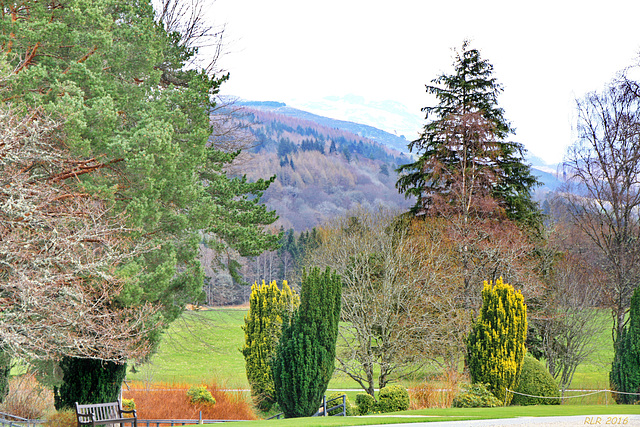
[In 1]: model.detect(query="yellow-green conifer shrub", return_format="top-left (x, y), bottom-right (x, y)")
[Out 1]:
top-left (241, 280), bottom-right (299, 411)
top-left (466, 277), bottom-right (527, 405)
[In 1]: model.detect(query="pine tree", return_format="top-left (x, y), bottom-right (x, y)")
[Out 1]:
top-left (466, 278), bottom-right (527, 405)
top-left (610, 286), bottom-right (640, 404)
top-left (241, 280), bottom-right (299, 411)
top-left (273, 268), bottom-right (342, 418)
top-left (396, 40), bottom-right (540, 229)
top-left (0, 0), bottom-right (279, 406)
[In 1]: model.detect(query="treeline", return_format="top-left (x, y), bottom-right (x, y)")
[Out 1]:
top-left (243, 109), bottom-right (409, 167)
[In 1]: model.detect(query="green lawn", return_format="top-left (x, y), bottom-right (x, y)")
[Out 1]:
top-left (126, 307), bottom-right (618, 396)
top-left (229, 406), bottom-right (640, 426)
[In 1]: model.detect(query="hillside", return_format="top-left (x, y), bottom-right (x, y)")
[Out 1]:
top-left (220, 103), bottom-right (414, 231)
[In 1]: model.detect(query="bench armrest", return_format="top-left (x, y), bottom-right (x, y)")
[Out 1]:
top-left (120, 409), bottom-right (137, 417)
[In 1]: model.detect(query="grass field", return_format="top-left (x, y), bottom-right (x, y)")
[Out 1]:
top-left (126, 307), bottom-right (618, 394)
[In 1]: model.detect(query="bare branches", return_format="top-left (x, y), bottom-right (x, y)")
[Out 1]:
top-left (562, 79), bottom-right (640, 339)
top-left (0, 106), bottom-right (157, 362)
top-left (152, 0), bottom-right (225, 74)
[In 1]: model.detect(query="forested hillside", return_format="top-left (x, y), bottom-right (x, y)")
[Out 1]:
top-left (224, 104), bottom-right (413, 231)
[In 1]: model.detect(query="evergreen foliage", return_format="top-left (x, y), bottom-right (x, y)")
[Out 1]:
top-left (0, 0), bottom-right (279, 408)
top-left (610, 286), bottom-right (640, 404)
top-left (0, 350), bottom-right (10, 403)
top-left (376, 385), bottom-right (410, 413)
top-left (467, 278), bottom-right (527, 405)
top-left (0, 0), bottom-right (278, 353)
top-left (241, 280), bottom-right (299, 411)
top-left (355, 393), bottom-right (375, 415)
top-left (53, 357), bottom-right (127, 409)
top-left (511, 354), bottom-right (560, 405)
top-left (452, 383), bottom-right (501, 408)
top-left (273, 268), bottom-right (342, 418)
top-left (397, 40), bottom-right (540, 229)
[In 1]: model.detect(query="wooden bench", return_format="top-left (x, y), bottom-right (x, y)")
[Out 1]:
top-left (75, 401), bottom-right (137, 427)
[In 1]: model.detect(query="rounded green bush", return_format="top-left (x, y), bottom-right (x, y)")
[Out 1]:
top-left (452, 383), bottom-right (501, 408)
top-left (355, 393), bottom-right (375, 415)
top-left (511, 355), bottom-right (560, 405)
top-left (376, 385), bottom-right (410, 413)
top-left (186, 386), bottom-right (216, 405)
top-left (327, 392), bottom-right (352, 416)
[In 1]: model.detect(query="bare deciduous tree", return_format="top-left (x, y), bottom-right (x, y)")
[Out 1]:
top-left (561, 79), bottom-right (640, 341)
top-left (305, 208), bottom-right (467, 396)
top-left (0, 107), bottom-right (157, 362)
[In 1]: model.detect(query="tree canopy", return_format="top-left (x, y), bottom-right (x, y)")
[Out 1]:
top-left (0, 0), bottom-right (278, 360)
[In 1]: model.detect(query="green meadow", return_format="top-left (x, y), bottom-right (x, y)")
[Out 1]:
top-left (127, 307), bottom-right (617, 394)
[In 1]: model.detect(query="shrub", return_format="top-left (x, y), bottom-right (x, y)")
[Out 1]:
top-left (452, 383), bottom-right (501, 408)
top-left (511, 355), bottom-right (560, 405)
top-left (355, 393), bottom-right (375, 415)
top-left (3, 373), bottom-right (54, 418)
top-left (376, 385), bottom-right (410, 413)
top-left (326, 392), bottom-right (352, 416)
top-left (54, 357), bottom-right (126, 410)
top-left (122, 398), bottom-right (136, 411)
top-left (186, 386), bottom-right (216, 405)
top-left (466, 278), bottom-right (527, 405)
top-left (45, 410), bottom-right (77, 427)
top-left (273, 268), bottom-right (342, 418)
top-left (610, 286), bottom-right (640, 404)
top-left (241, 280), bottom-right (299, 411)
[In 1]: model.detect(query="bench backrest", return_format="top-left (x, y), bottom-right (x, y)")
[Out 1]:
top-left (76, 402), bottom-right (120, 422)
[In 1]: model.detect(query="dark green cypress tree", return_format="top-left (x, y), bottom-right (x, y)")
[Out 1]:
top-left (54, 357), bottom-right (127, 409)
top-left (610, 286), bottom-right (640, 404)
top-left (273, 268), bottom-right (342, 418)
top-left (0, 350), bottom-right (10, 403)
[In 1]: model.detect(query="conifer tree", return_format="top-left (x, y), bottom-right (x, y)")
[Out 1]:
top-left (397, 40), bottom-right (540, 229)
top-left (242, 280), bottom-right (299, 411)
top-left (467, 278), bottom-right (527, 404)
top-left (610, 286), bottom-right (640, 404)
top-left (273, 268), bottom-right (342, 418)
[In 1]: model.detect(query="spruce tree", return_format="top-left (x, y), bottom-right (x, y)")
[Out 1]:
top-left (610, 286), bottom-right (640, 404)
top-left (273, 268), bottom-right (342, 418)
top-left (242, 280), bottom-right (299, 411)
top-left (396, 40), bottom-right (540, 229)
top-left (467, 278), bottom-right (527, 405)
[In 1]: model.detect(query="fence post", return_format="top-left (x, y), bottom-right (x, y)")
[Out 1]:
top-left (199, 411), bottom-right (203, 424)
top-left (342, 394), bottom-right (346, 416)
top-left (323, 395), bottom-right (327, 417)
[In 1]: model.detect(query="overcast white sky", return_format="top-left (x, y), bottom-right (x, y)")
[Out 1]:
top-left (208, 0), bottom-right (640, 164)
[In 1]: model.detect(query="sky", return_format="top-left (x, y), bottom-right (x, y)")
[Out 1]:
top-left (206, 0), bottom-right (640, 164)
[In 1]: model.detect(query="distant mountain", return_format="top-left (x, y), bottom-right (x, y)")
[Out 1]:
top-left (219, 99), bottom-right (562, 229)
top-left (219, 102), bottom-right (414, 231)
top-left (233, 99), bottom-right (414, 154)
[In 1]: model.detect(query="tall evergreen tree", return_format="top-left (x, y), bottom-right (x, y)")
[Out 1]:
top-left (0, 0), bottom-right (278, 406)
top-left (273, 268), bottom-right (342, 418)
top-left (396, 40), bottom-right (540, 229)
top-left (0, 0), bottom-right (278, 352)
top-left (610, 286), bottom-right (640, 404)
top-left (242, 280), bottom-right (299, 411)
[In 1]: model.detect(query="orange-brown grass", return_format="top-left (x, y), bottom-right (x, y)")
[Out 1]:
top-left (123, 381), bottom-right (256, 422)
top-left (2, 373), bottom-right (55, 419)
top-left (409, 370), bottom-right (462, 409)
